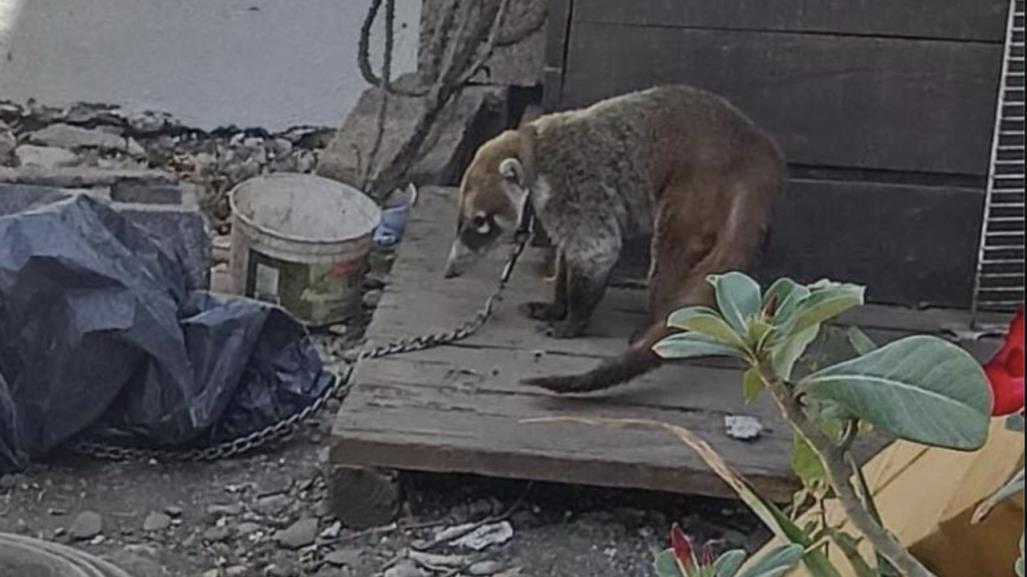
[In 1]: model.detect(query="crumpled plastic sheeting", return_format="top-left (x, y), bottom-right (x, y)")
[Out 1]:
top-left (0, 194), bottom-right (334, 474)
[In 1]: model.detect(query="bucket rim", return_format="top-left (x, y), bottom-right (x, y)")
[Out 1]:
top-left (229, 174), bottom-right (380, 246)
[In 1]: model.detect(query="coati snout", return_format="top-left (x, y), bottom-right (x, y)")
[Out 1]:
top-left (444, 136), bottom-right (533, 279)
top-left (446, 85), bottom-right (783, 394)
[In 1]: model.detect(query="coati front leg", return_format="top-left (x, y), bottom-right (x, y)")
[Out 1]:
top-left (520, 250), bottom-right (567, 322)
top-left (543, 235), bottom-right (621, 339)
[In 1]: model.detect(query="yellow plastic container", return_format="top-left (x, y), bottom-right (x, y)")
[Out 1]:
top-left (757, 418), bottom-right (1024, 577)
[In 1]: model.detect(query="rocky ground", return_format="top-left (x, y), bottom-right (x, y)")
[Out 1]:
top-left (0, 101), bottom-right (767, 577)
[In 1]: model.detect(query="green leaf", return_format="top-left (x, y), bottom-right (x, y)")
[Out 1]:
top-left (792, 433), bottom-right (826, 489)
top-left (667, 307), bottom-right (748, 349)
top-left (710, 272), bottom-right (763, 335)
top-left (764, 278), bottom-right (809, 326)
top-left (789, 283), bottom-right (866, 335)
top-left (974, 468), bottom-right (1025, 524)
top-left (743, 368), bottom-right (767, 403)
top-left (713, 550), bottom-right (748, 577)
top-left (735, 544), bottom-right (805, 577)
top-left (749, 319), bottom-right (776, 352)
top-left (801, 336), bottom-right (992, 450)
top-left (771, 324), bottom-right (821, 380)
top-left (846, 326), bottom-right (878, 356)
top-left (654, 333), bottom-right (746, 361)
top-left (655, 549), bottom-right (687, 577)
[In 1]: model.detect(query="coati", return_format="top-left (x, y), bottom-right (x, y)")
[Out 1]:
top-left (443, 85), bottom-right (784, 394)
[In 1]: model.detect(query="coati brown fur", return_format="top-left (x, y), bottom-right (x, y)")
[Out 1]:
top-left (443, 85), bottom-right (784, 394)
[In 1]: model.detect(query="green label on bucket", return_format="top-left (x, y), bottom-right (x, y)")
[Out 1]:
top-left (245, 249), bottom-right (365, 326)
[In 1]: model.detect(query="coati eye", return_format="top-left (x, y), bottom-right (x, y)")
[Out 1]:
top-left (472, 214), bottom-right (491, 235)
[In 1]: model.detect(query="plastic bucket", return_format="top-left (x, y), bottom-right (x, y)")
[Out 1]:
top-left (229, 174), bottom-right (381, 326)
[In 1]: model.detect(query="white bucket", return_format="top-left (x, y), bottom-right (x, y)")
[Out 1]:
top-left (229, 174), bottom-right (381, 326)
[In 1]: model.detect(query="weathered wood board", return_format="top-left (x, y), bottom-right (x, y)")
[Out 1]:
top-left (561, 23), bottom-right (1003, 175)
top-left (575, 0), bottom-right (1010, 42)
top-left (331, 188), bottom-right (1002, 502)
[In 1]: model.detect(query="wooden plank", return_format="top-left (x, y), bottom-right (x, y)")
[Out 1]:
top-left (574, 0), bottom-right (1010, 43)
top-left (541, 0), bottom-right (574, 112)
top-left (375, 188), bottom-right (998, 348)
top-left (334, 187), bottom-right (810, 500)
top-left (560, 23), bottom-right (1003, 175)
top-left (611, 179), bottom-right (986, 309)
top-left (331, 187), bottom-right (997, 503)
top-left (334, 375), bottom-right (800, 500)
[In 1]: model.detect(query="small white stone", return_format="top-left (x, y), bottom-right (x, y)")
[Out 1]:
top-left (15, 145), bottom-right (78, 169)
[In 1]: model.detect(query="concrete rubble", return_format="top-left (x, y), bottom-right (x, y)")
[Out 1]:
top-left (0, 100), bottom-right (337, 291)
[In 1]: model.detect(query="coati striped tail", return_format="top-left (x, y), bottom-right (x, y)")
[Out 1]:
top-left (522, 323), bottom-right (669, 394)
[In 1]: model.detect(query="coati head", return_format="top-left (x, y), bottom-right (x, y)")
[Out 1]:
top-left (444, 126), bottom-right (536, 279)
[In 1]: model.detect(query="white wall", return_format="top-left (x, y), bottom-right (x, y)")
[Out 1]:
top-left (0, 0), bottom-right (421, 130)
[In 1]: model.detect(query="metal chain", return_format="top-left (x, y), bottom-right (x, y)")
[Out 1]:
top-left (70, 232), bottom-right (531, 464)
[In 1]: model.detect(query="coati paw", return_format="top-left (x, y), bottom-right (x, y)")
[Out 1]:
top-left (545, 320), bottom-right (588, 340)
top-left (519, 301), bottom-right (567, 322)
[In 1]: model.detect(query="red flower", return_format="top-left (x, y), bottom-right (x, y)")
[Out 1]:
top-left (985, 306), bottom-right (1025, 417)
top-left (670, 524), bottom-right (697, 573)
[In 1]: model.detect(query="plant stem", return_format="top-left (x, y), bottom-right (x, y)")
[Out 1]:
top-left (758, 367), bottom-right (938, 577)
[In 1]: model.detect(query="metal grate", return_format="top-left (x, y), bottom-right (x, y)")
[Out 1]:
top-left (973, 0), bottom-right (1026, 320)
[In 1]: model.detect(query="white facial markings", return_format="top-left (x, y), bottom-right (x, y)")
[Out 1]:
top-left (473, 212), bottom-right (491, 235)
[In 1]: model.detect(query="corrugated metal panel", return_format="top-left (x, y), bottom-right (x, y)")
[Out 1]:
top-left (973, 0), bottom-right (1026, 320)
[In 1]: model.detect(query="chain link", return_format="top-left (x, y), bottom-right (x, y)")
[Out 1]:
top-left (70, 232), bottom-right (531, 464)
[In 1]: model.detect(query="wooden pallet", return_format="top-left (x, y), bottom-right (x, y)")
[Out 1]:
top-left (330, 187), bottom-right (1000, 512)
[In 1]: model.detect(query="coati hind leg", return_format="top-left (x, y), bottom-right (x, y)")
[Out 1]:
top-left (629, 201), bottom-right (714, 345)
top-left (643, 177), bottom-right (775, 335)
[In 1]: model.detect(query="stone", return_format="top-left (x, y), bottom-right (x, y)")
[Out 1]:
top-left (362, 289), bottom-right (383, 309)
top-left (324, 548), bottom-right (362, 567)
top-left (323, 466), bottom-right (401, 530)
top-left (237, 522), bottom-right (263, 537)
top-left (104, 545), bottom-right (167, 576)
top-left (164, 505), bottom-right (184, 518)
top-left (254, 494), bottom-right (291, 517)
top-left (69, 511), bottom-right (104, 541)
top-left (0, 129), bottom-right (16, 164)
top-left (110, 179), bottom-right (193, 205)
top-left (143, 511), bottom-right (173, 532)
top-left (128, 110), bottom-right (178, 134)
top-left (28, 123), bottom-right (146, 157)
top-left (274, 518), bottom-right (319, 550)
top-left (270, 138), bottom-right (293, 159)
top-left (724, 415), bottom-right (764, 441)
top-left (319, 520), bottom-right (342, 540)
top-left (0, 474), bottom-right (19, 491)
top-left (451, 521), bottom-right (514, 551)
top-left (317, 74), bottom-right (508, 189)
top-left (469, 561), bottom-right (506, 576)
top-left (0, 166), bottom-right (174, 188)
top-left (384, 560), bottom-right (427, 577)
top-left (14, 145), bottom-right (79, 169)
top-left (203, 525), bottom-right (233, 543)
top-left (207, 503), bottom-right (245, 518)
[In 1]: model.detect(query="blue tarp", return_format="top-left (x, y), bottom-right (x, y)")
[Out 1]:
top-left (0, 193), bottom-right (334, 473)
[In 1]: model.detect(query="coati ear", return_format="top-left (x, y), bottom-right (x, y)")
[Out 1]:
top-left (499, 158), bottom-right (524, 186)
